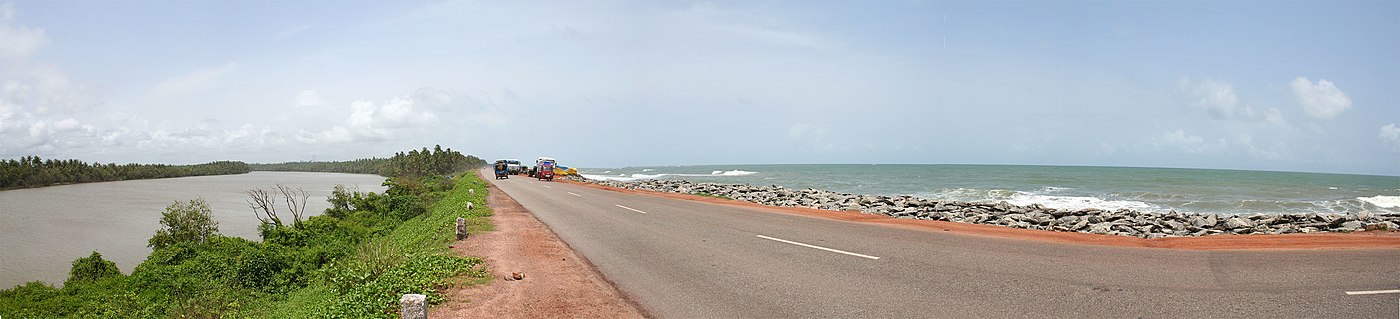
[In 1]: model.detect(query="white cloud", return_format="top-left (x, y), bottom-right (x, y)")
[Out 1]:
top-left (670, 2), bottom-right (832, 49)
top-left (788, 123), bottom-right (826, 139)
top-left (1179, 78), bottom-right (1238, 119)
top-left (294, 90), bottom-right (326, 108)
top-left (1158, 130), bottom-right (1204, 153)
top-left (224, 124), bottom-right (284, 148)
top-left (298, 93), bottom-right (440, 144)
top-left (1382, 123), bottom-right (1400, 152)
top-left (1290, 77), bottom-right (1351, 119)
top-left (786, 122), bottom-right (835, 153)
top-left (1235, 134), bottom-right (1284, 161)
top-left (1154, 129), bottom-right (1222, 154)
top-left (276, 24), bottom-right (310, 39)
top-left (149, 63), bottom-right (238, 98)
top-left (0, 2), bottom-right (47, 61)
top-left (1263, 107), bottom-right (1286, 126)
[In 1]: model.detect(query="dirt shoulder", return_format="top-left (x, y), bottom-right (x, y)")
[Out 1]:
top-left (430, 175), bottom-right (645, 318)
top-left (563, 180), bottom-right (1400, 251)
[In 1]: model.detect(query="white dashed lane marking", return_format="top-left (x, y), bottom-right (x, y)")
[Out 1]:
top-left (615, 205), bottom-right (649, 214)
top-left (755, 235), bottom-right (880, 260)
top-left (1344, 289), bottom-right (1400, 295)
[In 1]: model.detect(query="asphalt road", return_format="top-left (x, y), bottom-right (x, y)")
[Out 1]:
top-left (487, 172), bottom-right (1400, 318)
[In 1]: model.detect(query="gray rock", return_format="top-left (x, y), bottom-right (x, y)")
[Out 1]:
top-left (1224, 216), bottom-right (1253, 229)
top-left (1347, 211), bottom-right (1372, 221)
top-left (1088, 223), bottom-right (1113, 234)
top-left (1191, 214), bottom-right (1218, 228)
top-left (1340, 221), bottom-right (1365, 230)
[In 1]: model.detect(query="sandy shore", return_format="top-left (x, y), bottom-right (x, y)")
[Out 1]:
top-left (563, 179), bottom-right (1400, 250)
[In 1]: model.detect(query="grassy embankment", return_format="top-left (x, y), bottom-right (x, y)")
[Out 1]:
top-left (0, 149), bottom-right (494, 318)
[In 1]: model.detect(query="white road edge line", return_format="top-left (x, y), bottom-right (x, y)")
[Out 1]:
top-left (568, 192), bottom-right (582, 197)
top-left (1344, 289), bottom-right (1400, 295)
top-left (615, 204), bottom-right (648, 214)
top-left (755, 235), bottom-right (880, 260)
top-left (543, 185), bottom-right (552, 188)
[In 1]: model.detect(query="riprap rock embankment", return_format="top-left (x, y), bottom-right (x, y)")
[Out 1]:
top-left (576, 177), bottom-right (1400, 238)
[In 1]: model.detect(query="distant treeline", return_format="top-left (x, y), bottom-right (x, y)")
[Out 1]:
top-left (248, 158), bottom-right (386, 175)
top-left (250, 145), bottom-right (487, 177)
top-left (0, 157), bottom-right (250, 190)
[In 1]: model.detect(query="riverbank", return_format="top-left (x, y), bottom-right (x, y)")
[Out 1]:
top-left (566, 176), bottom-right (1400, 249)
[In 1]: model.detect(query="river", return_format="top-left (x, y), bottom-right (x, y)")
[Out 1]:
top-left (0, 172), bottom-right (387, 289)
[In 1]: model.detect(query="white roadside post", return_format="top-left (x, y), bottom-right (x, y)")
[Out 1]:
top-left (455, 217), bottom-right (467, 240)
top-left (400, 294), bottom-right (427, 319)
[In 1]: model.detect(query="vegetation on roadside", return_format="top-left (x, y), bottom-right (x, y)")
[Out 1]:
top-left (0, 147), bottom-right (493, 318)
top-left (0, 157), bottom-right (250, 190)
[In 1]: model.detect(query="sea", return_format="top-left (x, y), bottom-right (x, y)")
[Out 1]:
top-left (578, 164), bottom-right (1400, 216)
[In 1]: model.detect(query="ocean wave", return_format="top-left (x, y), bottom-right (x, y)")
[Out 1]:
top-left (1003, 193), bottom-right (1158, 212)
top-left (1358, 195), bottom-right (1400, 209)
top-left (702, 170), bottom-right (758, 176)
top-left (916, 188), bottom-right (1157, 212)
top-left (580, 170), bottom-right (759, 182)
top-left (579, 174), bottom-right (646, 182)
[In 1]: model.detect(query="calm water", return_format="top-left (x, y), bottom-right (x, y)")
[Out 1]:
top-left (0, 172), bottom-right (386, 288)
top-left (581, 164), bottom-right (1400, 216)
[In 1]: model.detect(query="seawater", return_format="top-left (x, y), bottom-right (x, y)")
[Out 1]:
top-left (0, 172), bottom-right (387, 288)
top-left (580, 164), bottom-right (1400, 216)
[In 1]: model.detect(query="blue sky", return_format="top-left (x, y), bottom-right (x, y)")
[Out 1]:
top-left (0, 1), bottom-right (1397, 175)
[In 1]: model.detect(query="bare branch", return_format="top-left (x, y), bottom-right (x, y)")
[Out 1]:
top-left (246, 188), bottom-right (281, 226)
top-left (276, 184), bottom-right (310, 226)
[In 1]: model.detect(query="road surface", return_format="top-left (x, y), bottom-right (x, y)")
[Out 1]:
top-left (488, 173), bottom-right (1400, 318)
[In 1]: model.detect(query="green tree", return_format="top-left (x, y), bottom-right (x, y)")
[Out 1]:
top-left (66, 251), bottom-right (121, 286)
top-left (148, 198), bottom-right (220, 250)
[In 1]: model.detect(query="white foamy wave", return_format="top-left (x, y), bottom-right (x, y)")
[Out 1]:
top-left (580, 174), bottom-right (646, 182)
top-left (1003, 193), bottom-right (1158, 212)
top-left (1358, 195), bottom-right (1400, 208)
top-left (641, 169), bottom-right (655, 172)
top-left (581, 170), bottom-right (757, 182)
top-left (707, 170), bottom-right (758, 176)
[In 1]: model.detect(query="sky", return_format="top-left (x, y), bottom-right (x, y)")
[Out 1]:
top-left (0, 1), bottom-right (1397, 176)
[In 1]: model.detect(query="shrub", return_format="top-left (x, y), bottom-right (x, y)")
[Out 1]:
top-left (66, 251), bottom-right (122, 286)
top-left (148, 198), bottom-right (220, 250)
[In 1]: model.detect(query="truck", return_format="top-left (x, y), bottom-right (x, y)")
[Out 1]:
top-left (504, 159), bottom-right (523, 174)
top-left (493, 160), bottom-right (510, 179)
